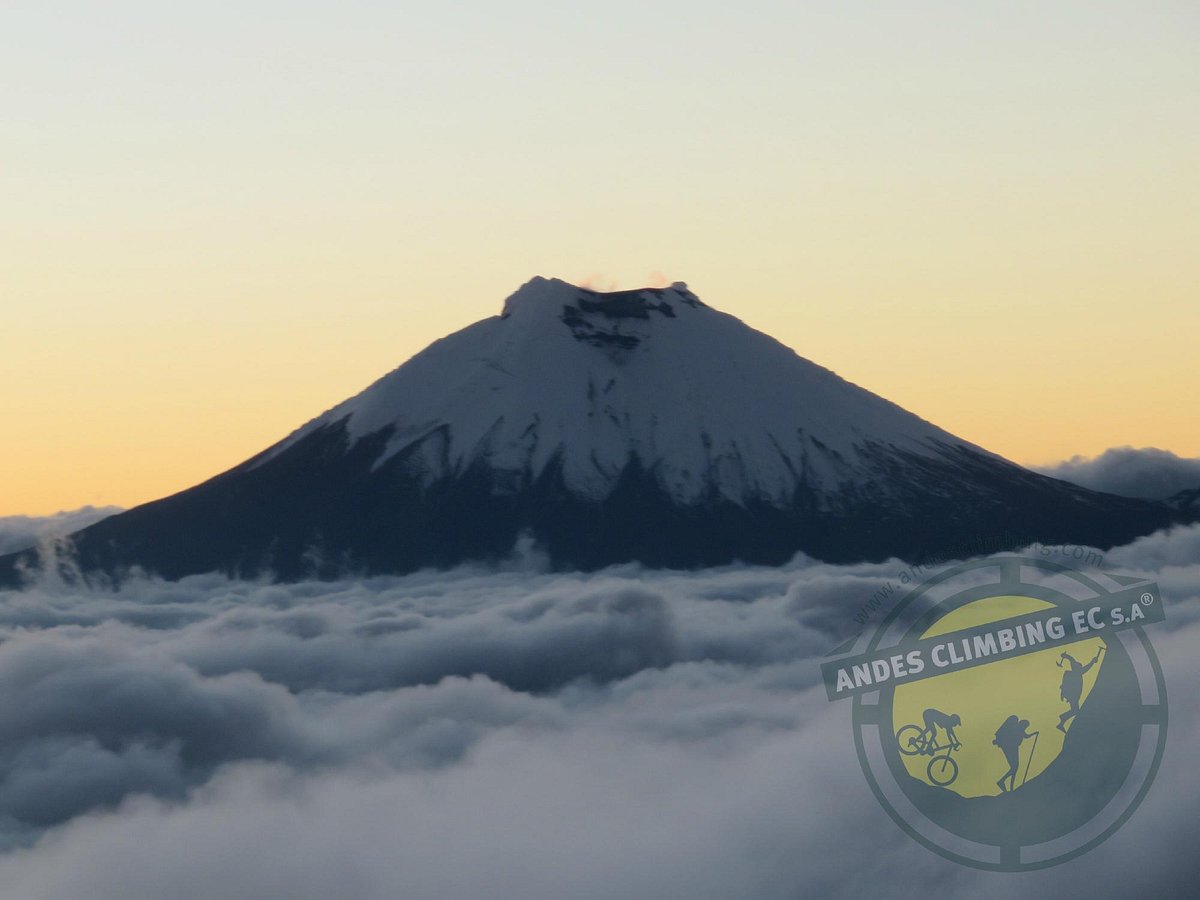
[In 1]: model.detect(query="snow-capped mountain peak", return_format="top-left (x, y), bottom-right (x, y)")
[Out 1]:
top-left (259, 277), bottom-right (984, 507)
top-left (3, 276), bottom-right (1179, 582)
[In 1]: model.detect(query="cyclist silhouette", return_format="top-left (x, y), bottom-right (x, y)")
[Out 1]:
top-left (994, 715), bottom-right (1037, 793)
top-left (919, 708), bottom-right (962, 754)
top-left (1057, 649), bottom-right (1103, 733)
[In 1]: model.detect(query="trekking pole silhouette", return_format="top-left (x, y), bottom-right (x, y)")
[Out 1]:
top-left (1021, 731), bottom-right (1040, 787)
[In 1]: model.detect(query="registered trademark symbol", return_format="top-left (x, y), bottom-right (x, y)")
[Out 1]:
top-left (1140, 592), bottom-right (1154, 606)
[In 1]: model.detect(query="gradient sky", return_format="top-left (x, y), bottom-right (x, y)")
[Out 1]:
top-left (3, 1), bottom-right (1197, 515)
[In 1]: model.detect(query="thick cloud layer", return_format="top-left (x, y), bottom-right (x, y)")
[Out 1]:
top-left (0, 528), bottom-right (1196, 898)
top-left (1035, 446), bottom-right (1200, 499)
top-left (0, 507), bottom-right (121, 555)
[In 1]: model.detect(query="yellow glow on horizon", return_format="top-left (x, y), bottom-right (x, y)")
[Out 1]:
top-left (5, 268), bottom-right (1196, 516)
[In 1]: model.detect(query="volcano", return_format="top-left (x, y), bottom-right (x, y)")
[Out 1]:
top-left (1, 278), bottom-right (1180, 582)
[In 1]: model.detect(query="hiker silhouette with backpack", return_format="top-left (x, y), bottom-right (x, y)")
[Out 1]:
top-left (1057, 648), bottom-right (1104, 733)
top-left (994, 715), bottom-right (1038, 793)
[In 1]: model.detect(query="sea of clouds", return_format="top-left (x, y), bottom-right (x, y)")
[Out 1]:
top-left (0, 514), bottom-right (1197, 898)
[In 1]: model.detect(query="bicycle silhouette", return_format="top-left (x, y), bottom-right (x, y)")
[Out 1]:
top-left (895, 723), bottom-right (961, 787)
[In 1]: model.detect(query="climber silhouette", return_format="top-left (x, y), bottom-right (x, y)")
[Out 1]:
top-left (1057, 648), bottom-right (1103, 733)
top-left (994, 715), bottom-right (1037, 793)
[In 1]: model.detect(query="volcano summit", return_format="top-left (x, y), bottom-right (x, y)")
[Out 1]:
top-left (1, 278), bottom-right (1178, 581)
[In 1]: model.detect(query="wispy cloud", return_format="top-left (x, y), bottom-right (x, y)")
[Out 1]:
top-left (0, 507), bottom-right (121, 556)
top-left (1035, 447), bottom-right (1200, 500)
